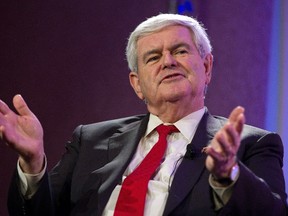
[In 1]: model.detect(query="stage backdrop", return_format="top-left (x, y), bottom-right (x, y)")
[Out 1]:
top-left (265, 0), bottom-right (288, 203)
top-left (0, 0), bottom-right (287, 215)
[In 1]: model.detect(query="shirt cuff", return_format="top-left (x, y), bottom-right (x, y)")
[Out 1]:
top-left (17, 155), bottom-right (47, 199)
top-left (209, 170), bottom-right (239, 210)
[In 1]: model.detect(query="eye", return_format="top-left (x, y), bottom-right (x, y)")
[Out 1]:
top-left (146, 55), bottom-right (160, 64)
top-left (175, 49), bottom-right (188, 55)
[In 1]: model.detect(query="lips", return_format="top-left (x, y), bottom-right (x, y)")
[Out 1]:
top-left (165, 74), bottom-right (180, 79)
top-left (161, 73), bottom-right (184, 82)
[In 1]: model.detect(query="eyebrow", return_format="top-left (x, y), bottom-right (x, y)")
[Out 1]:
top-left (170, 42), bottom-right (191, 51)
top-left (142, 49), bottom-right (161, 63)
top-left (141, 42), bottom-right (192, 63)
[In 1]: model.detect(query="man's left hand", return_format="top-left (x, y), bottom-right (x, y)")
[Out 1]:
top-left (204, 106), bottom-right (245, 180)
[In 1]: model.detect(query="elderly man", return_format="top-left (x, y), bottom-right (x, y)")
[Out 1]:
top-left (1, 14), bottom-right (287, 215)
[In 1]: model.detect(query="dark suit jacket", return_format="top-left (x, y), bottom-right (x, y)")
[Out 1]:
top-left (8, 108), bottom-right (288, 215)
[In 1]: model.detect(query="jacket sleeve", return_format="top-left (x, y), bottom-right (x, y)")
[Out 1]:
top-left (7, 125), bottom-right (83, 216)
top-left (219, 132), bottom-right (287, 216)
top-left (8, 170), bottom-right (54, 216)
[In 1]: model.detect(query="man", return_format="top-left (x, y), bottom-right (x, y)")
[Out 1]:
top-left (0, 14), bottom-right (287, 215)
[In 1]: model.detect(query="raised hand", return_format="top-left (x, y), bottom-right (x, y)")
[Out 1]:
top-left (0, 95), bottom-right (44, 174)
top-left (204, 106), bottom-right (245, 180)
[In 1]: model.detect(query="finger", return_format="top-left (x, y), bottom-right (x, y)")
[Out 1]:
top-left (222, 124), bottom-right (240, 153)
top-left (228, 106), bottom-right (244, 123)
top-left (228, 106), bottom-right (245, 134)
top-left (0, 99), bottom-right (11, 115)
top-left (208, 131), bottom-right (228, 157)
top-left (13, 95), bottom-right (33, 116)
top-left (0, 125), bottom-right (3, 139)
top-left (235, 112), bottom-right (245, 134)
top-left (205, 146), bottom-right (223, 161)
top-left (0, 126), bottom-right (11, 144)
top-left (205, 146), bottom-right (229, 168)
top-left (216, 128), bottom-right (233, 153)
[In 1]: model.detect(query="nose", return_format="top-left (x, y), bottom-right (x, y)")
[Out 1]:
top-left (162, 52), bottom-right (177, 69)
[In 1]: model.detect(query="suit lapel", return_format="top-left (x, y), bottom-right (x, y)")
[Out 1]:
top-left (80, 114), bottom-right (149, 215)
top-left (163, 109), bottom-right (221, 215)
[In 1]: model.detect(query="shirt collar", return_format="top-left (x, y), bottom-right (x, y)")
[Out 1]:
top-left (145, 107), bottom-right (205, 142)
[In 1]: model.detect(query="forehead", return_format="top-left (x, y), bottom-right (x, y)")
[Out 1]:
top-left (136, 25), bottom-right (195, 52)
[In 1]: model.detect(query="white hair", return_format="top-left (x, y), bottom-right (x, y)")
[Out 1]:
top-left (126, 13), bottom-right (212, 72)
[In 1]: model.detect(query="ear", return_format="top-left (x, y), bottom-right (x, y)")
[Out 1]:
top-left (129, 71), bottom-right (145, 100)
top-left (203, 53), bottom-right (213, 84)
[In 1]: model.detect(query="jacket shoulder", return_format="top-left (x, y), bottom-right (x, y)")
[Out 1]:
top-left (72, 114), bottom-right (147, 138)
top-left (212, 114), bottom-right (278, 137)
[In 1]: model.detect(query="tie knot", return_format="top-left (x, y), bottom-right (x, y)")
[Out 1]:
top-left (156, 124), bottom-right (178, 136)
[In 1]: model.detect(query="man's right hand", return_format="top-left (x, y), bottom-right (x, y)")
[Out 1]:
top-left (0, 94), bottom-right (44, 174)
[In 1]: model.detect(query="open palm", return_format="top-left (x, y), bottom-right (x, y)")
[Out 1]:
top-left (0, 95), bottom-right (44, 173)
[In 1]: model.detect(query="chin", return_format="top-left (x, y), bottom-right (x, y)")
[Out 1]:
top-left (163, 93), bottom-right (185, 103)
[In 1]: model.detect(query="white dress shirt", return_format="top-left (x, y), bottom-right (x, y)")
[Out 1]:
top-left (103, 108), bottom-right (205, 216)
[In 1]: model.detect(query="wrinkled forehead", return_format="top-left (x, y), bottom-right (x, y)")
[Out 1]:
top-left (136, 25), bottom-right (197, 55)
top-left (136, 25), bottom-right (197, 50)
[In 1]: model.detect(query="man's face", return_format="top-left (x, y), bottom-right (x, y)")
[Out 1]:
top-left (129, 25), bottom-right (213, 115)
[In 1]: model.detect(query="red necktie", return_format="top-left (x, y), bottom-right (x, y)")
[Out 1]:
top-left (114, 124), bottom-right (178, 216)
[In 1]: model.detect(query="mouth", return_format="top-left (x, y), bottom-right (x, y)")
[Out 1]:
top-left (161, 73), bottom-right (184, 83)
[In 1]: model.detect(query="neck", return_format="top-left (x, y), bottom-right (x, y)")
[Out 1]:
top-left (147, 100), bottom-right (204, 123)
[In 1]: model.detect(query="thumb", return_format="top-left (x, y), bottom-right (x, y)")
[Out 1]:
top-left (13, 94), bottom-right (33, 116)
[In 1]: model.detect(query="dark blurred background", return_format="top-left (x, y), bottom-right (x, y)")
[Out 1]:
top-left (1, 0), bottom-right (287, 215)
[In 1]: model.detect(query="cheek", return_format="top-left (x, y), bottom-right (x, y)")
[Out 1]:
top-left (189, 61), bottom-right (205, 72)
top-left (137, 74), bottom-right (153, 93)
top-left (138, 67), bottom-right (159, 85)
top-left (185, 69), bottom-right (207, 93)
top-left (186, 61), bottom-right (206, 80)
